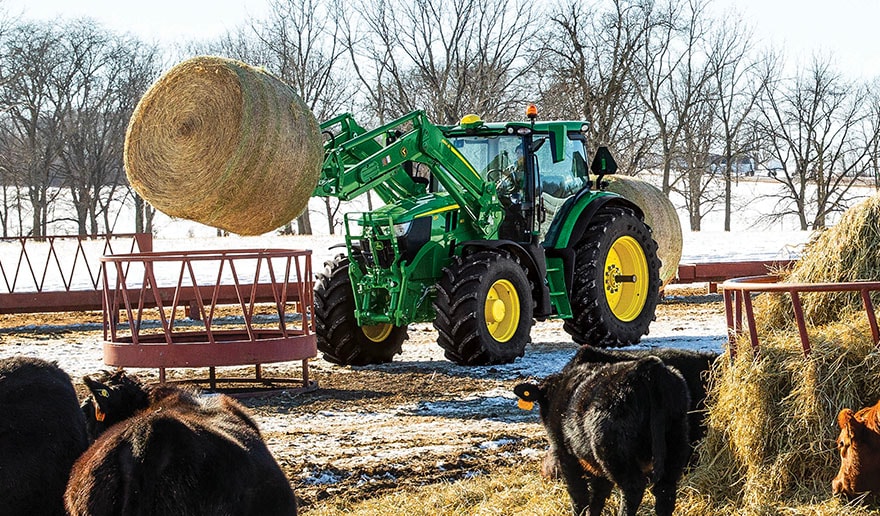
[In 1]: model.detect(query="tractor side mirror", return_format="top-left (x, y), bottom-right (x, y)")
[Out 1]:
top-left (590, 147), bottom-right (618, 176)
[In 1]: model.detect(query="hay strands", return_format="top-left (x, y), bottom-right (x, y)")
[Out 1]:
top-left (721, 274), bottom-right (880, 358)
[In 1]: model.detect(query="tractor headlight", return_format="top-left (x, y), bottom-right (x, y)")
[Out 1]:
top-left (393, 221), bottom-right (412, 237)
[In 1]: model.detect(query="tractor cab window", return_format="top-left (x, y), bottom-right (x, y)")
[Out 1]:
top-left (450, 135), bottom-right (525, 182)
top-left (535, 136), bottom-right (589, 198)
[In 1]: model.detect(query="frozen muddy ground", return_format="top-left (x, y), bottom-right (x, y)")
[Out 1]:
top-left (0, 287), bottom-right (726, 509)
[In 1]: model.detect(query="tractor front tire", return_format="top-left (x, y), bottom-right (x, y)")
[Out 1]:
top-left (563, 205), bottom-right (661, 347)
top-left (434, 250), bottom-right (533, 365)
top-left (314, 254), bottom-right (407, 365)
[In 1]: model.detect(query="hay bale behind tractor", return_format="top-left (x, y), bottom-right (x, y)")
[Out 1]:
top-left (125, 56), bottom-right (323, 236)
top-left (605, 175), bottom-right (682, 288)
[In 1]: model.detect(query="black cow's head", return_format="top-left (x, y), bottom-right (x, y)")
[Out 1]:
top-left (81, 370), bottom-right (149, 440)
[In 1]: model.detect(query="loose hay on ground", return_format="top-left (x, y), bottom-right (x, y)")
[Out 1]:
top-left (125, 55), bottom-right (323, 236)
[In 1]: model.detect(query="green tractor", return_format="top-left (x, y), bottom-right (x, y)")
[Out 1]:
top-left (313, 107), bottom-right (660, 366)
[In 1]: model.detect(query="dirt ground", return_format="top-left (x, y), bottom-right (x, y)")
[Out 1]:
top-left (0, 287), bottom-right (724, 512)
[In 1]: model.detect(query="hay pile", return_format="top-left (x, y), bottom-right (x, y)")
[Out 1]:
top-left (605, 175), bottom-right (683, 288)
top-left (757, 193), bottom-right (880, 329)
top-left (679, 318), bottom-right (880, 514)
top-left (678, 194), bottom-right (880, 514)
top-left (124, 56), bottom-right (323, 236)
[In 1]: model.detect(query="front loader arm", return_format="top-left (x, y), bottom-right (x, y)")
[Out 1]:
top-left (316, 110), bottom-right (502, 237)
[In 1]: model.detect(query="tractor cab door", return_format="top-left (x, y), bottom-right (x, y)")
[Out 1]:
top-left (449, 134), bottom-right (534, 244)
top-left (533, 134), bottom-right (591, 240)
top-left (490, 137), bottom-right (533, 243)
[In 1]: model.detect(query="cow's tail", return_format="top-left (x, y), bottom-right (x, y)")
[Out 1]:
top-left (643, 357), bottom-right (690, 482)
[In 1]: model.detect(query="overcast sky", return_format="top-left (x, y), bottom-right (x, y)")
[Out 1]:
top-left (4, 0), bottom-right (878, 80)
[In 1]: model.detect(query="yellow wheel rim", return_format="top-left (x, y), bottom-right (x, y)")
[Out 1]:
top-left (603, 236), bottom-right (649, 322)
top-left (362, 323), bottom-right (393, 343)
top-left (484, 279), bottom-right (520, 342)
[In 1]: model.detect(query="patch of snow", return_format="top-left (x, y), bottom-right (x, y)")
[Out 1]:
top-left (300, 469), bottom-right (343, 485)
top-left (478, 438), bottom-right (519, 450)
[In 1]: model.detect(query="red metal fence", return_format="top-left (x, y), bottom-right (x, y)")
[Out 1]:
top-left (674, 259), bottom-right (796, 292)
top-left (721, 275), bottom-right (880, 358)
top-left (0, 234), bottom-right (152, 313)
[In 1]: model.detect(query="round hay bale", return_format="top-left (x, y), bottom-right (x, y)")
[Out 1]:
top-left (758, 193), bottom-right (880, 328)
top-left (605, 175), bottom-right (683, 288)
top-left (124, 55), bottom-right (323, 236)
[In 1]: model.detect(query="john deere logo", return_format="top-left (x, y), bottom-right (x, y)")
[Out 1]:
top-left (400, 147), bottom-right (408, 158)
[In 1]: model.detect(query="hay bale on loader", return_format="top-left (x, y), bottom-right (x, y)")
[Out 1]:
top-left (124, 56), bottom-right (323, 236)
top-left (605, 175), bottom-right (682, 288)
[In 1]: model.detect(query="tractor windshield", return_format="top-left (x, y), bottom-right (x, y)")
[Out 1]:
top-left (448, 135), bottom-right (524, 181)
top-left (536, 135), bottom-right (590, 198)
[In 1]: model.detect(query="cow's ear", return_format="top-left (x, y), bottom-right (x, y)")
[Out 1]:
top-left (838, 408), bottom-right (854, 430)
top-left (838, 408), bottom-right (869, 441)
top-left (83, 376), bottom-right (113, 411)
top-left (514, 383), bottom-right (542, 411)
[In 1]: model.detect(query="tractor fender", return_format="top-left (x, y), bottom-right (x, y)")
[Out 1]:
top-left (458, 240), bottom-right (552, 319)
top-left (544, 191), bottom-right (645, 251)
top-left (542, 192), bottom-right (646, 303)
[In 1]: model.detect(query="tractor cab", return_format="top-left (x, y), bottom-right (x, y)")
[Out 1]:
top-left (445, 109), bottom-right (593, 243)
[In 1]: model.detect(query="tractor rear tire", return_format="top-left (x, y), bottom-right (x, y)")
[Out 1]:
top-left (563, 205), bottom-right (660, 347)
top-left (434, 250), bottom-right (533, 365)
top-left (314, 254), bottom-right (407, 365)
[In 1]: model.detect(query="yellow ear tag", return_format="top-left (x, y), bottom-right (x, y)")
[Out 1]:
top-left (94, 404), bottom-right (106, 422)
top-left (518, 399), bottom-right (534, 411)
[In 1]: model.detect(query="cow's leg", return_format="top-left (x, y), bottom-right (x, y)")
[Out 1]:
top-left (557, 452), bottom-right (592, 515)
top-left (651, 425), bottom-right (689, 516)
top-left (651, 475), bottom-right (679, 516)
top-left (614, 475), bottom-right (647, 516)
top-left (586, 476), bottom-right (612, 516)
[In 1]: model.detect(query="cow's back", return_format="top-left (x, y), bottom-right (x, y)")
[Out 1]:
top-left (0, 356), bottom-right (88, 516)
top-left (567, 345), bottom-right (717, 442)
top-left (557, 357), bottom-right (691, 481)
top-left (66, 391), bottom-right (296, 516)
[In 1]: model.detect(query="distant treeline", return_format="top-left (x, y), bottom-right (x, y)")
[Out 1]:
top-left (2, 0), bottom-right (878, 238)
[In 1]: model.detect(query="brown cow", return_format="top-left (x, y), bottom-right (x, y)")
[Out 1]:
top-left (833, 400), bottom-right (880, 498)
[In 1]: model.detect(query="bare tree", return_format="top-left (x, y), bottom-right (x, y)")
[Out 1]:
top-left (58, 21), bottom-right (160, 235)
top-left (706, 14), bottom-right (767, 231)
top-left (534, 0), bottom-right (655, 173)
top-left (676, 84), bottom-right (722, 230)
top-left (756, 56), bottom-right (878, 229)
top-left (868, 82), bottom-right (880, 189)
top-left (0, 21), bottom-right (70, 237)
top-left (347, 0), bottom-right (534, 125)
top-left (631, 0), bottom-right (715, 195)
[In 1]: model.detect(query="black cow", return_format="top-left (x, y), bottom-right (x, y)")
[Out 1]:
top-left (565, 345), bottom-right (719, 443)
top-left (0, 356), bottom-right (89, 516)
top-left (515, 356), bottom-right (691, 516)
top-left (65, 370), bottom-right (298, 516)
top-left (539, 345), bottom-right (718, 480)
